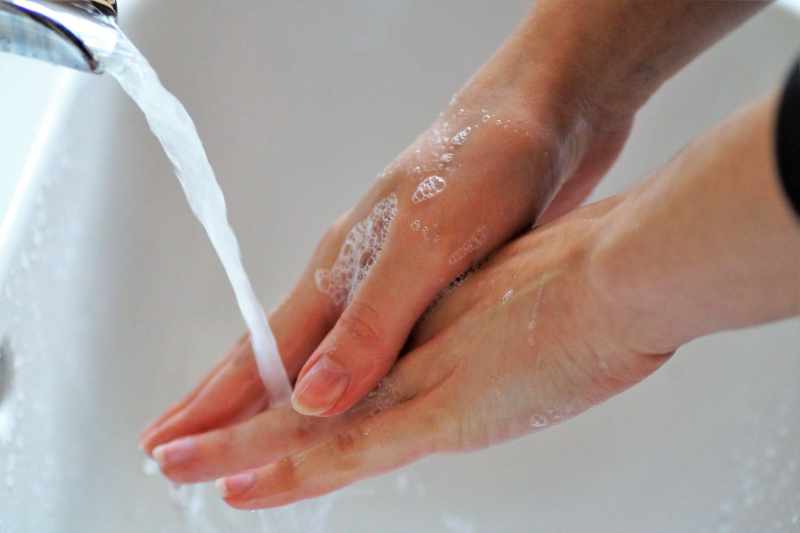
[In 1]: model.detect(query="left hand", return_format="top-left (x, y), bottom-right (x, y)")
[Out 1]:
top-left (143, 195), bottom-right (670, 509)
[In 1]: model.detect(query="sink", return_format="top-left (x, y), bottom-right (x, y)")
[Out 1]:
top-left (0, 1), bottom-right (798, 531)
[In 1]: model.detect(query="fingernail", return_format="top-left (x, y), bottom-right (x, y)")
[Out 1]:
top-left (291, 356), bottom-right (350, 416)
top-left (153, 437), bottom-right (196, 468)
top-left (216, 471), bottom-right (257, 498)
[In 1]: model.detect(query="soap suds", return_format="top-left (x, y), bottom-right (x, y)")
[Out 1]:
top-left (410, 219), bottom-right (441, 243)
top-left (412, 175), bottom-right (447, 204)
top-left (315, 194), bottom-right (398, 307)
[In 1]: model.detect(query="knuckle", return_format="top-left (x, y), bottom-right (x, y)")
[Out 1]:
top-left (275, 456), bottom-right (299, 486)
top-left (333, 429), bottom-right (359, 455)
top-left (338, 301), bottom-right (384, 346)
top-left (211, 428), bottom-right (236, 458)
top-left (325, 426), bottom-right (368, 472)
top-left (291, 419), bottom-right (316, 447)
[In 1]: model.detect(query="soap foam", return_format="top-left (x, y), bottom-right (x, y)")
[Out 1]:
top-left (410, 219), bottom-right (441, 243)
top-left (315, 194), bottom-right (398, 307)
top-left (411, 175), bottom-right (447, 204)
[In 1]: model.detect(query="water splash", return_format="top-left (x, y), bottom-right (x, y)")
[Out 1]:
top-left (104, 31), bottom-right (290, 402)
top-left (258, 494), bottom-right (338, 533)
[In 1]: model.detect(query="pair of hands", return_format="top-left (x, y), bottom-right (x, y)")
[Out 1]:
top-left (138, 0), bottom-right (789, 510)
top-left (140, 194), bottom-right (670, 510)
top-left (137, 82), bottom-right (658, 509)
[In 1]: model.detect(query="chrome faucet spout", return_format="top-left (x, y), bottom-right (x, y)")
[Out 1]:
top-left (0, 0), bottom-right (118, 73)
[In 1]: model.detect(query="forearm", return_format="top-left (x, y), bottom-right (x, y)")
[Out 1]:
top-left (531, 0), bottom-right (765, 116)
top-left (591, 91), bottom-right (800, 354)
top-left (465, 1), bottom-right (767, 132)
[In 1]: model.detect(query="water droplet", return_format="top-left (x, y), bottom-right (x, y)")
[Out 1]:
top-left (412, 176), bottom-right (447, 204)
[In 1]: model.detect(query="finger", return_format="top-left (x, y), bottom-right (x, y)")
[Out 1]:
top-left (141, 250), bottom-right (340, 454)
top-left (155, 327), bottom-right (460, 484)
top-left (141, 340), bottom-right (266, 454)
top-left (153, 405), bottom-right (335, 484)
top-left (140, 334), bottom-right (249, 445)
top-left (218, 391), bottom-right (452, 509)
top-left (290, 225), bottom-right (450, 417)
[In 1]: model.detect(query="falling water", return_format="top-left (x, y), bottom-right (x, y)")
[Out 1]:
top-left (104, 31), bottom-right (291, 402)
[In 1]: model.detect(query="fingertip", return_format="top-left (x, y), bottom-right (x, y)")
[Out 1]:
top-left (215, 478), bottom-right (230, 499)
top-left (138, 420), bottom-right (167, 452)
top-left (139, 420), bottom-right (180, 456)
top-left (139, 430), bottom-right (163, 456)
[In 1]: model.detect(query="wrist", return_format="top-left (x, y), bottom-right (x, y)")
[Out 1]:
top-left (588, 93), bottom-right (800, 356)
top-left (449, 42), bottom-right (630, 205)
top-left (586, 189), bottom-right (688, 356)
top-left (491, 4), bottom-right (647, 130)
top-left (482, 0), bottom-right (766, 138)
top-left (447, 8), bottom-right (642, 203)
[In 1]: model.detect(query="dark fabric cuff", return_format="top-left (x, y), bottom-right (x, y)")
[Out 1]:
top-left (776, 57), bottom-right (800, 220)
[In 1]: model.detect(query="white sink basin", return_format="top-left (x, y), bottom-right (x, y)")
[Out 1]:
top-left (0, 2), bottom-right (799, 531)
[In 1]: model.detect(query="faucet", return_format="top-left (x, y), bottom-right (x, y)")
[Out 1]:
top-left (0, 0), bottom-right (118, 73)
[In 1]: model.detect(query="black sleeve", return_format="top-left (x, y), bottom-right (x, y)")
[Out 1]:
top-left (776, 57), bottom-right (800, 220)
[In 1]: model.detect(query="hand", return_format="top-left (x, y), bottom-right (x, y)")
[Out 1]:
top-left (137, 195), bottom-right (670, 509)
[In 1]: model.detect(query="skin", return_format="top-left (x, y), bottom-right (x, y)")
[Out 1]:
top-left (140, 92), bottom-right (798, 509)
top-left (147, 193), bottom-right (666, 507)
top-left (592, 93), bottom-right (800, 354)
top-left (137, 0), bottom-right (798, 510)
